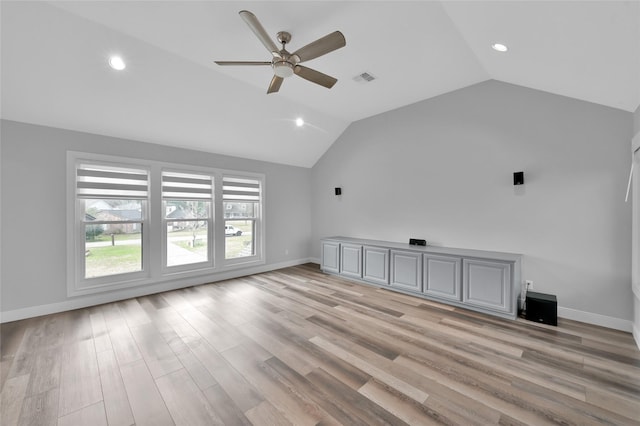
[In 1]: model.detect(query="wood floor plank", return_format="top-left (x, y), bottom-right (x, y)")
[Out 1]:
top-left (0, 374), bottom-right (30, 426)
top-left (89, 308), bottom-right (113, 354)
top-left (305, 367), bottom-right (409, 426)
top-left (129, 323), bottom-right (182, 379)
top-left (0, 320), bottom-right (28, 361)
top-left (106, 327), bottom-right (142, 367)
top-left (17, 388), bottom-right (59, 426)
top-left (180, 307), bottom-right (247, 353)
top-left (101, 304), bottom-right (142, 366)
top-left (202, 384), bottom-right (252, 426)
top-left (585, 386), bottom-right (640, 422)
top-left (117, 299), bottom-right (152, 328)
top-left (155, 368), bottom-right (224, 426)
top-left (244, 400), bottom-right (293, 426)
top-left (222, 342), bottom-right (326, 425)
top-left (57, 401), bottom-right (108, 426)
top-left (263, 355), bottom-right (368, 426)
top-left (358, 379), bottom-right (445, 426)
top-left (240, 320), bottom-right (316, 376)
top-left (394, 354), bottom-right (560, 426)
top-left (25, 346), bottom-right (61, 397)
top-left (168, 338), bottom-right (218, 391)
top-left (57, 339), bottom-right (102, 416)
top-left (96, 349), bottom-right (135, 426)
top-left (6, 318), bottom-right (49, 381)
top-left (119, 359), bottom-right (174, 426)
top-left (310, 335), bottom-right (429, 404)
top-left (62, 309), bottom-right (93, 344)
top-left (185, 338), bottom-right (264, 413)
top-left (1, 264), bottom-right (638, 426)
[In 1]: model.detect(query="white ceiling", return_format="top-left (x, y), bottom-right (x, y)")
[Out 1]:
top-left (2, 1), bottom-right (639, 167)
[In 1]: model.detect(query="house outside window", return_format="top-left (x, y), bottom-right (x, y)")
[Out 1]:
top-left (74, 161), bottom-right (149, 288)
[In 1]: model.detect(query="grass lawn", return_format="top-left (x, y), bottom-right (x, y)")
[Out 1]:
top-left (85, 244), bottom-right (142, 278)
top-left (85, 222), bottom-right (254, 276)
top-left (225, 220), bottom-right (254, 259)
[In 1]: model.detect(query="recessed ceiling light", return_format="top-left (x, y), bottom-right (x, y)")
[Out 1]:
top-left (108, 56), bottom-right (126, 70)
top-left (491, 43), bottom-right (508, 52)
top-left (295, 117), bottom-right (304, 127)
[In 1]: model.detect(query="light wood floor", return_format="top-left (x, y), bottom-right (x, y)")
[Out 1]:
top-left (1, 264), bottom-right (639, 425)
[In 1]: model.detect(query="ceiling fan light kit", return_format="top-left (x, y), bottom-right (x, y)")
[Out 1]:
top-left (273, 61), bottom-right (294, 78)
top-left (214, 10), bottom-right (346, 94)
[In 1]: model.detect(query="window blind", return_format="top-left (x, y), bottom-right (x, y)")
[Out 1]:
top-left (76, 163), bottom-right (148, 199)
top-left (162, 171), bottom-right (213, 200)
top-left (222, 176), bottom-right (261, 202)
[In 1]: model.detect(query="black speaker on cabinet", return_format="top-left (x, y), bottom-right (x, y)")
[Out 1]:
top-left (409, 238), bottom-right (427, 246)
top-left (525, 291), bottom-right (557, 326)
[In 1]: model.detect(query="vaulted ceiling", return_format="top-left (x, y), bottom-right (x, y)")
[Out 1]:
top-left (2, 1), bottom-right (639, 167)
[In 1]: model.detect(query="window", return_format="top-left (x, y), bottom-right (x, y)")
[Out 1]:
top-left (74, 161), bottom-right (149, 288)
top-left (68, 152), bottom-right (265, 296)
top-left (162, 171), bottom-right (213, 269)
top-left (223, 176), bottom-right (262, 261)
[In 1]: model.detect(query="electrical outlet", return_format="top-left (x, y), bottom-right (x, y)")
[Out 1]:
top-left (525, 280), bottom-right (533, 291)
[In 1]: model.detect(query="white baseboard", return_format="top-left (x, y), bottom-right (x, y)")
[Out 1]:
top-left (0, 258), bottom-right (313, 323)
top-left (558, 306), bottom-right (633, 332)
top-left (309, 257), bottom-right (321, 264)
top-left (634, 292), bottom-right (640, 350)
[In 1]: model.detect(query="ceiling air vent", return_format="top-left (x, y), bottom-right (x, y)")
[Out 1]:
top-left (353, 72), bottom-right (376, 83)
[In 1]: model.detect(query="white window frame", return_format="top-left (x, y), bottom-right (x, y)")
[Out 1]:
top-left (222, 174), bottom-right (264, 267)
top-left (67, 151), bottom-right (266, 297)
top-left (67, 153), bottom-right (151, 296)
top-left (161, 169), bottom-right (214, 273)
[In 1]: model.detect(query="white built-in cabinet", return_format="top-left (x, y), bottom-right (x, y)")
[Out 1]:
top-left (340, 243), bottom-right (362, 279)
top-left (321, 237), bottom-right (522, 319)
top-left (321, 241), bottom-right (340, 274)
top-left (390, 250), bottom-right (422, 292)
top-left (362, 246), bottom-right (389, 285)
top-left (423, 254), bottom-right (462, 302)
top-left (463, 259), bottom-right (511, 314)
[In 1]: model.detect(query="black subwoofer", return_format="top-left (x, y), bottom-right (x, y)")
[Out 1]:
top-left (525, 291), bottom-right (557, 326)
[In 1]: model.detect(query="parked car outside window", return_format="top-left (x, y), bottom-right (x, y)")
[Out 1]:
top-left (225, 225), bottom-right (242, 236)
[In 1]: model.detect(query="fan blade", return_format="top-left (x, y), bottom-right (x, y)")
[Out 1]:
top-left (292, 31), bottom-right (346, 63)
top-left (239, 10), bottom-right (280, 57)
top-left (294, 65), bottom-right (337, 89)
top-left (267, 75), bottom-right (284, 94)
top-left (214, 61), bottom-right (271, 66)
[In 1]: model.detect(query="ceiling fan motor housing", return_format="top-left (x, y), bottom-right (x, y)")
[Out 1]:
top-left (273, 60), bottom-right (295, 78)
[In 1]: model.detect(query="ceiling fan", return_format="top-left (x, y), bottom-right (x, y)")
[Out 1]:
top-left (214, 10), bottom-right (346, 94)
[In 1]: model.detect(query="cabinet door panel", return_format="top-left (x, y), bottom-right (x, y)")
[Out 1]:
top-left (463, 259), bottom-right (511, 312)
top-left (424, 255), bottom-right (461, 301)
top-left (340, 244), bottom-right (362, 279)
top-left (321, 242), bottom-right (340, 274)
top-left (363, 246), bottom-right (389, 285)
top-left (390, 250), bottom-right (422, 292)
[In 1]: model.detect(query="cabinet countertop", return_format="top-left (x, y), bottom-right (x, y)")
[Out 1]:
top-left (322, 236), bottom-right (522, 262)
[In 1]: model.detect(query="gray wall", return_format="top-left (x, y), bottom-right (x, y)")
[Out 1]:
top-left (0, 120), bottom-right (312, 315)
top-left (311, 80), bottom-right (633, 322)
